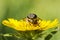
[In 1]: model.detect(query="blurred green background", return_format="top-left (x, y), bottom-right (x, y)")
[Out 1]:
top-left (0, 0), bottom-right (60, 40)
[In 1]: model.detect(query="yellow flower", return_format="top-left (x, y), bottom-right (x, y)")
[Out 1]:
top-left (2, 18), bottom-right (59, 31)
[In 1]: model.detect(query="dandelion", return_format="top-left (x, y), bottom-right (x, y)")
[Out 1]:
top-left (2, 18), bottom-right (58, 31)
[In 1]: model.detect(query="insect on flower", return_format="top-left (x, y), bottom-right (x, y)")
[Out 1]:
top-left (2, 13), bottom-right (58, 31)
top-left (24, 13), bottom-right (42, 25)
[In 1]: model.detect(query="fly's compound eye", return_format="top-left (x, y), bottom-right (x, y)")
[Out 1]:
top-left (27, 13), bottom-right (37, 19)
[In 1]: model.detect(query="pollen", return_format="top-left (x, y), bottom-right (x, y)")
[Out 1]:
top-left (2, 18), bottom-right (59, 31)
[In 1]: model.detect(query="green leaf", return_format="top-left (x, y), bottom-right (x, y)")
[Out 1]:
top-left (50, 31), bottom-right (60, 40)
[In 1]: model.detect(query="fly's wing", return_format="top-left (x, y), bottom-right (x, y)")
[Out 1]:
top-left (22, 17), bottom-right (26, 21)
top-left (37, 17), bottom-right (42, 21)
top-left (23, 17), bottom-right (30, 22)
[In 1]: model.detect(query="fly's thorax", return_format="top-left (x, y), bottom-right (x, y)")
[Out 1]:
top-left (26, 18), bottom-right (38, 24)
